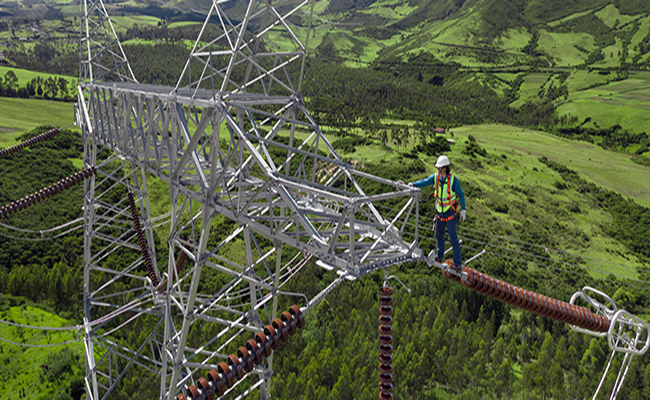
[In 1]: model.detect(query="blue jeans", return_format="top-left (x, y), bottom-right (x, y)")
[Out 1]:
top-left (436, 209), bottom-right (462, 266)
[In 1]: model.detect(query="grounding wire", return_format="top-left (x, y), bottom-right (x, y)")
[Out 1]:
top-left (0, 224), bottom-right (83, 242)
top-left (413, 228), bottom-right (650, 293)
top-left (0, 319), bottom-right (78, 331)
top-left (0, 336), bottom-right (81, 348)
top-left (457, 233), bottom-right (650, 285)
top-left (457, 224), bottom-right (646, 272)
top-left (358, 201), bottom-right (650, 291)
top-left (379, 200), bottom-right (650, 282)
top-left (400, 226), bottom-right (650, 292)
top-left (375, 202), bottom-right (645, 274)
top-left (0, 310), bottom-right (150, 348)
top-left (457, 243), bottom-right (650, 293)
top-left (0, 217), bottom-right (83, 234)
top-left (452, 226), bottom-right (650, 283)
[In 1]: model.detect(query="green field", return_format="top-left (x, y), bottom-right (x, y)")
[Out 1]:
top-left (511, 73), bottom-right (548, 106)
top-left (594, 4), bottom-right (637, 28)
top-left (558, 71), bottom-right (650, 134)
top-left (111, 15), bottom-right (162, 33)
top-left (564, 69), bottom-right (611, 92)
top-left (537, 30), bottom-right (596, 67)
top-left (0, 304), bottom-right (84, 400)
top-left (451, 124), bottom-right (650, 208)
top-left (546, 9), bottom-right (594, 28)
top-left (448, 124), bottom-right (649, 278)
top-left (166, 21), bottom-right (202, 29)
top-left (321, 121), bottom-right (649, 279)
top-left (499, 28), bottom-right (532, 54)
top-left (0, 65), bottom-right (76, 82)
top-left (0, 98), bottom-right (75, 148)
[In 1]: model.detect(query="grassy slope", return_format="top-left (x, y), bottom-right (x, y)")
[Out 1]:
top-left (451, 124), bottom-right (650, 208)
top-left (0, 98), bottom-right (75, 147)
top-left (0, 304), bottom-right (84, 400)
top-left (557, 71), bottom-right (650, 133)
top-left (334, 123), bottom-right (650, 280)
top-left (510, 72), bottom-right (548, 106)
top-left (0, 65), bottom-right (76, 82)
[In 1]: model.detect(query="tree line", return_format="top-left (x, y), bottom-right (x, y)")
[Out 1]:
top-left (0, 70), bottom-right (76, 101)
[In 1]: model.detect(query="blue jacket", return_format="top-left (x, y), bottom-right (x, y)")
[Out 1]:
top-left (412, 173), bottom-right (466, 210)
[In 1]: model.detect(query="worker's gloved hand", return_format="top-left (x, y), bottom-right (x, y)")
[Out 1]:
top-left (460, 209), bottom-right (467, 222)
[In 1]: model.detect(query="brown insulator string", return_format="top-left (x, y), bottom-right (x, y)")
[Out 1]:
top-left (126, 192), bottom-right (159, 287)
top-left (441, 260), bottom-right (610, 333)
top-left (378, 286), bottom-right (393, 400)
top-left (0, 165), bottom-right (96, 220)
top-left (156, 247), bottom-right (189, 293)
top-left (177, 305), bottom-right (305, 400)
top-left (0, 128), bottom-right (60, 159)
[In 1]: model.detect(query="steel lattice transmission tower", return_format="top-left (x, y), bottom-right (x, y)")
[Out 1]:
top-left (76, 0), bottom-right (423, 399)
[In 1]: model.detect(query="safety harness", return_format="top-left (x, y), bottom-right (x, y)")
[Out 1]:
top-left (434, 172), bottom-right (458, 222)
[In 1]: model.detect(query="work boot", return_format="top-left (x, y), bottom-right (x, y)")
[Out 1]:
top-left (428, 250), bottom-right (442, 264)
top-left (451, 263), bottom-right (464, 273)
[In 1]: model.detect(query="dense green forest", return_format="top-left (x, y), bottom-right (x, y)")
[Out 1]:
top-left (1, 122), bottom-right (649, 399)
top-left (1, 0), bottom-right (650, 398)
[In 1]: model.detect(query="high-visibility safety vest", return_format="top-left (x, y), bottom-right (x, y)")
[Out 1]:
top-left (435, 173), bottom-right (458, 219)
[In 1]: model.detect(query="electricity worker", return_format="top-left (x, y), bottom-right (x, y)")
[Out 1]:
top-left (409, 155), bottom-right (466, 272)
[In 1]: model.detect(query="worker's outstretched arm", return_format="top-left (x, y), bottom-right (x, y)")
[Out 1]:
top-left (411, 173), bottom-right (437, 188)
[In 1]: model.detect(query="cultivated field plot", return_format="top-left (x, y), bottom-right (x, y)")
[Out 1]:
top-left (110, 15), bottom-right (162, 34)
top-left (510, 73), bottom-right (548, 106)
top-left (452, 124), bottom-right (650, 208)
top-left (498, 28), bottom-right (532, 54)
top-left (594, 4), bottom-right (638, 28)
top-left (537, 30), bottom-right (596, 67)
top-left (563, 69), bottom-right (610, 91)
top-left (449, 124), bottom-right (649, 279)
top-left (0, 98), bottom-right (75, 147)
top-left (361, 0), bottom-right (417, 19)
top-left (557, 71), bottom-right (650, 134)
top-left (0, 66), bottom-right (75, 82)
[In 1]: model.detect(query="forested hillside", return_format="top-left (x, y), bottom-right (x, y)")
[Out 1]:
top-left (0, 122), bottom-right (649, 398)
top-left (0, 0), bottom-right (650, 398)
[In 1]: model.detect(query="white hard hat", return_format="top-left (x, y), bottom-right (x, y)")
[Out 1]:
top-left (435, 155), bottom-right (450, 168)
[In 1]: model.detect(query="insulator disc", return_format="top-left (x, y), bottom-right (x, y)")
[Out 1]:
top-left (177, 394), bottom-right (187, 400)
top-left (272, 318), bottom-right (288, 343)
top-left (281, 311), bottom-right (297, 335)
top-left (207, 369), bottom-right (225, 396)
top-left (218, 361), bottom-right (235, 388)
top-left (379, 296), bottom-right (393, 306)
top-left (379, 354), bottom-right (392, 365)
top-left (379, 335), bottom-right (392, 345)
top-left (379, 306), bottom-right (393, 316)
top-left (379, 344), bottom-right (393, 355)
top-left (198, 377), bottom-right (213, 400)
top-left (379, 382), bottom-right (393, 394)
top-left (264, 325), bottom-right (279, 350)
top-left (379, 315), bottom-right (393, 326)
top-left (379, 373), bottom-right (393, 384)
top-left (289, 305), bottom-right (305, 329)
top-left (228, 354), bottom-right (244, 379)
top-left (246, 339), bottom-right (263, 365)
top-left (485, 277), bottom-right (498, 297)
top-left (494, 281), bottom-right (508, 301)
top-left (379, 286), bottom-right (393, 296)
top-left (378, 325), bottom-right (392, 335)
top-left (255, 332), bottom-right (272, 357)
top-left (378, 363), bottom-right (392, 374)
top-left (238, 346), bottom-right (254, 373)
top-left (188, 385), bottom-right (201, 400)
top-left (379, 392), bottom-right (393, 400)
